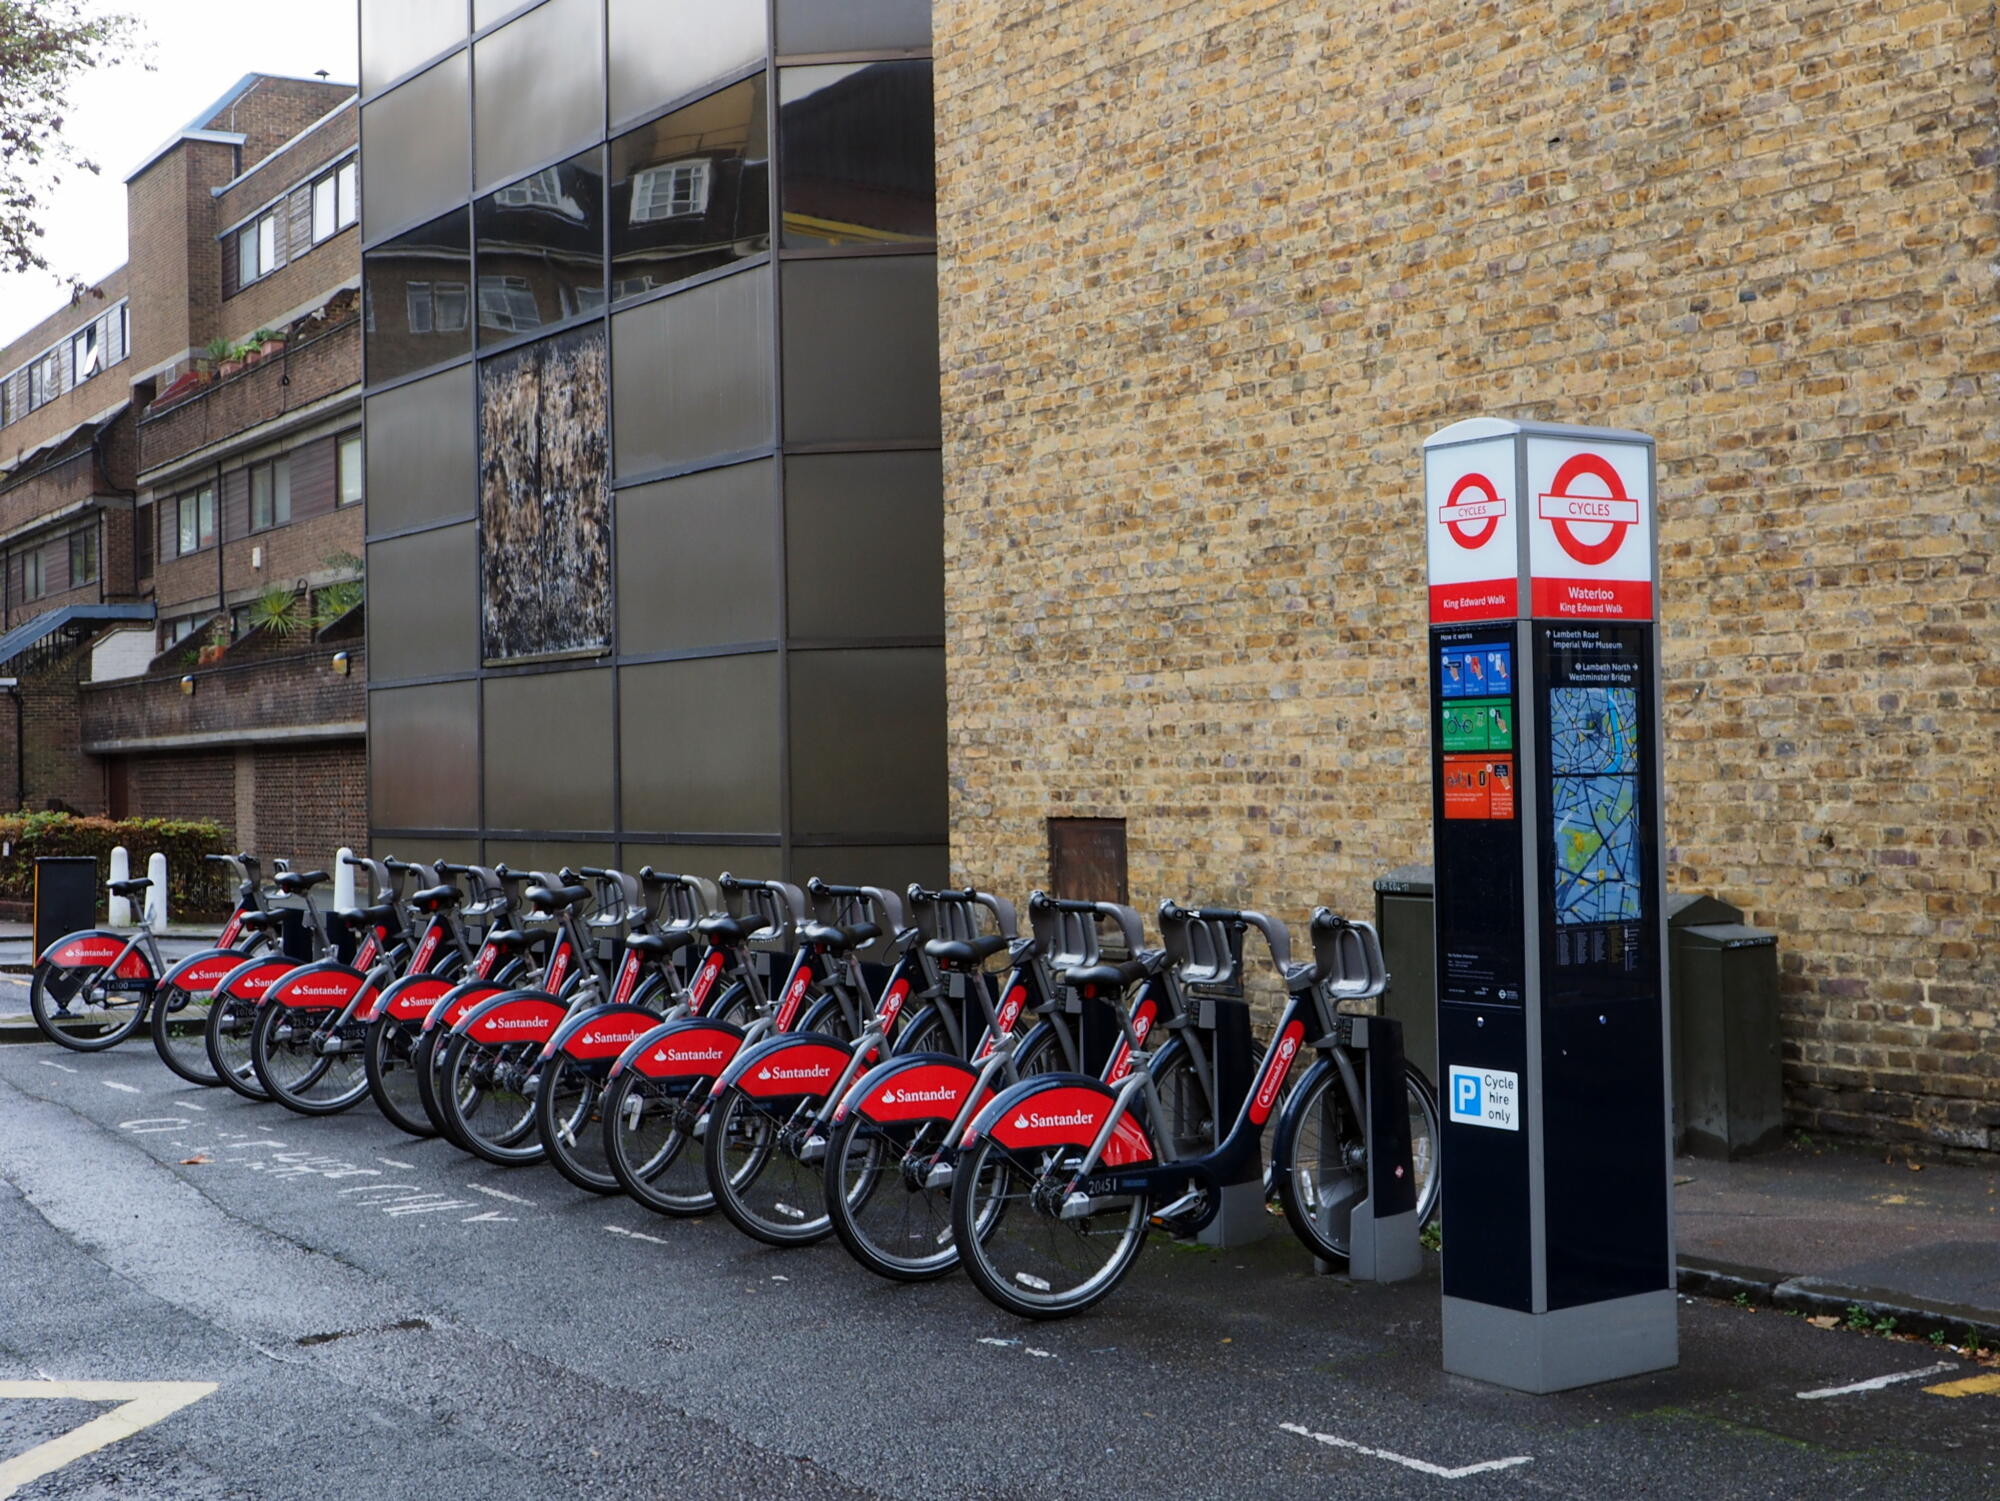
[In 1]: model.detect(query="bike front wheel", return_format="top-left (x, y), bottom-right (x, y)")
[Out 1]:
top-left (1274, 1062), bottom-right (1442, 1263)
top-left (251, 1003), bottom-right (369, 1115)
top-left (437, 1033), bottom-right (544, 1166)
top-left (601, 1068), bottom-right (713, 1216)
top-left (29, 959), bottom-right (149, 1052)
top-left (151, 981), bottom-right (223, 1085)
top-left (950, 1132), bottom-right (1149, 1319)
top-left (364, 1016), bottom-right (435, 1137)
top-left (536, 1053), bottom-right (620, 1194)
top-left (205, 993), bottom-right (271, 1100)
top-left (824, 1109), bottom-right (964, 1281)
top-left (705, 1085), bottom-right (833, 1247)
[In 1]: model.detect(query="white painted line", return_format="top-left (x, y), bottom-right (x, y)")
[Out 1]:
top-left (379, 1197), bottom-right (475, 1217)
top-left (172, 1099), bottom-right (205, 1111)
top-left (604, 1224), bottom-right (672, 1247)
top-left (101, 1081), bottom-right (142, 1095)
top-left (1796, 1362), bottom-right (1956, 1400)
top-left (1280, 1423), bottom-right (1532, 1480)
top-left (462, 1210), bottom-right (515, 1223)
top-left (466, 1183), bottom-right (536, 1206)
top-left (36, 1060), bottom-right (78, 1075)
top-left (0, 1380), bottom-right (218, 1499)
top-left (376, 1157), bottom-right (415, 1170)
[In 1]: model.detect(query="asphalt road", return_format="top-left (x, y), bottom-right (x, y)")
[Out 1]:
top-left (1, 1039), bottom-right (1996, 1501)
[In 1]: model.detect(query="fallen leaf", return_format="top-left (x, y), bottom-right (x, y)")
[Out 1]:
top-left (1907, 1162), bottom-right (1924, 1172)
top-left (1807, 1315), bottom-right (1839, 1329)
top-left (179, 1156), bottom-right (210, 1165)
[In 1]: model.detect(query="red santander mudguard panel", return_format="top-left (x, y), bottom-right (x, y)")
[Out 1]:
top-left (162, 950), bottom-right (250, 993)
top-left (989, 1085), bottom-right (1154, 1167)
top-left (46, 934), bottom-right (153, 978)
top-left (423, 983), bottom-right (507, 1033)
top-left (630, 1022), bottom-right (742, 1079)
top-left (375, 975), bottom-right (455, 1023)
top-left (269, 966), bottom-right (373, 1010)
top-left (555, 1010), bottom-right (662, 1061)
top-left (857, 1061), bottom-right (983, 1123)
top-left (736, 1040), bottom-right (852, 1100)
top-left (219, 958), bottom-right (299, 1001)
top-left (464, 996), bottom-right (566, 1044)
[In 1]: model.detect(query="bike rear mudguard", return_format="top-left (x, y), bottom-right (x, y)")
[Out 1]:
top-left (609, 1017), bottom-right (747, 1082)
top-left (540, 1002), bottom-right (669, 1063)
top-left (265, 961), bottom-right (376, 1012)
top-left (451, 989), bottom-right (568, 1045)
top-left (832, 1051), bottom-right (986, 1126)
top-left (962, 1073), bottom-right (1155, 1167)
top-left (160, 947), bottom-right (255, 994)
top-left (38, 929), bottom-right (154, 979)
top-left (712, 1030), bottom-right (853, 1101)
top-left (215, 954), bottom-right (303, 1004)
top-left (365, 971), bottom-right (458, 1024)
top-left (418, 980), bottom-right (512, 1034)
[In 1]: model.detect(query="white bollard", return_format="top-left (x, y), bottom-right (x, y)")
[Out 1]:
top-left (108, 845), bottom-right (132, 926)
top-left (334, 848), bottom-right (357, 913)
top-left (145, 852), bottom-right (168, 929)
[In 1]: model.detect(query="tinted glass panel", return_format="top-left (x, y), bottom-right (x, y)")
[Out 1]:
top-left (788, 648), bottom-right (945, 839)
top-left (608, 0), bottom-right (765, 127)
top-left (776, 0), bottom-right (930, 54)
top-left (780, 256), bottom-right (939, 445)
top-left (622, 843), bottom-right (782, 883)
top-left (361, 0), bottom-right (466, 96)
top-left (611, 268), bottom-right (773, 476)
top-left (620, 655), bottom-right (780, 835)
top-left (483, 840), bottom-right (616, 876)
top-left (785, 451), bottom-right (942, 640)
top-left (779, 62), bottom-right (934, 249)
top-left (364, 208), bottom-right (472, 384)
top-left (367, 525), bottom-right (479, 680)
top-left (359, 53), bottom-right (469, 238)
top-left (370, 682), bottom-right (479, 829)
top-left (472, 0), bottom-right (526, 27)
top-left (373, 837), bottom-right (481, 865)
top-left (365, 364), bottom-right (474, 533)
top-left (792, 845), bottom-right (947, 895)
top-left (618, 460), bottom-right (778, 654)
top-left (472, 0), bottom-right (604, 192)
top-left (609, 77), bottom-right (769, 302)
top-left (482, 668), bottom-right (614, 831)
top-left (475, 149), bottom-right (605, 345)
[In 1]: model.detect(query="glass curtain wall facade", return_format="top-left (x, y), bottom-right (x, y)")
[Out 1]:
top-left (359, 0), bottom-right (945, 885)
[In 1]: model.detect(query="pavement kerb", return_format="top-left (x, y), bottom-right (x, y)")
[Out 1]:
top-left (1676, 1253), bottom-right (2000, 1347)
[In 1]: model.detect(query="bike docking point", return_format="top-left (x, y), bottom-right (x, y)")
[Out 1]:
top-left (1423, 418), bottom-right (1678, 1393)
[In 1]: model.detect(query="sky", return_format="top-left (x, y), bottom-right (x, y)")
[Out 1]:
top-left (0, 0), bottom-right (358, 348)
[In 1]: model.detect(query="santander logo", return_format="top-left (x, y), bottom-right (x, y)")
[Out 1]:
top-left (1012, 1109), bottom-right (1094, 1131)
top-left (656, 1045), bottom-right (726, 1064)
top-left (287, 983), bottom-right (352, 999)
top-left (580, 1027), bottom-right (647, 1047)
top-left (1254, 1033), bottom-right (1300, 1114)
top-left (483, 1015), bottom-right (547, 1031)
top-left (690, 954), bottom-right (723, 1005)
top-left (756, 1063), bottom-right (831, 1082)
top-left (881, 1083), bottom-right (959, 1107)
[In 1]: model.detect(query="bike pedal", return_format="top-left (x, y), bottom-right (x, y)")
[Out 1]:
top-left (1149, 1190), bottom-right (1207, 1227)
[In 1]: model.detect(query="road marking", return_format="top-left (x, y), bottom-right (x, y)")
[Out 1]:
top-left (100, 1081), bottom-right (143, 1095)
top-left (172, 1099), bottom-right (205, 1111)
top-left (604, 1224), bottom-right (672, 1247)
top-left (35, 1061), bottom-right (78, 1075)
top-left (0, 1380), bottom-right (218, 1500)
top-left (1797, 1362), bottom-right (1957, 1399)
top-left (1924, 1372), bottom-right (2000, 1398)
top-left (462, 1210), bottom-right (515, 1223)
top-left (116, 1118), bottom-right (195, 1135)
top-left (1280, 1423), bottom-right (1532, 1480)
top-left (466, 1183), bottom-right (536, 1206)
top-left (376, 1157), bottom-right (414, 1169)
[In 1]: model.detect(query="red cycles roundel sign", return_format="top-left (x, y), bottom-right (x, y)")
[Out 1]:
top-left (1540, 451), bottom-right (1640, 567)
top-left (1527, 436), bottom-right (1652, 620)
top-left (1424, 434), bottom-right (1520, 623)
top-left (1441, 471), bottom-right (1506, 550)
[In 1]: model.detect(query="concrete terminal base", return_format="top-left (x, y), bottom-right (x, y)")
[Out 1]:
top-left (1443, 1290), bottom-right (1679, 1393)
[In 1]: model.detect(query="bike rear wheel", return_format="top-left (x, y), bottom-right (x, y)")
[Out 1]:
top-left (29, 960), bottom-right (149, 1051)
top-left (602, 1069), bottom-right (715, 1216)
top-left (1275, 1062), bottom-right (1442, 1262)
top-left (705, 1085), bottom-right (834, 1246)
top-left (950, 1133), bottom-right (1149, 1319)
top-left (205, 993), bottom-right (272, 1100)
top-left (151, 981), bottom-right (224, 1085)
top-left (251, 1003), bottom-right (370, 1115)
top-left (536, 1054), bottom-right (620, 1193)
top-left (364, 1016), bottom-right (435, 1137)
top-left (824, 1111), bottom-right (964, 1280)
top-left (438, 1033), bottom-right (544, 1165)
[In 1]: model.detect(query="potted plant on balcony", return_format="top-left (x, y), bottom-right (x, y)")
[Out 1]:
top-left (199, 336), bottom-right (232, 381)
top-left (195, 620), bottom-right (229, 666)
top-left (254, 326), bottom-right (285, 359)
top-left (216, 342), bottom-right (246, 379)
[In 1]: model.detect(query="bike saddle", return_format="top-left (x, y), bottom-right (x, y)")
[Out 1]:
top-left (236, 911), bottom-right (275, 931)
top-left (107, 877), bottom-right (152, 896)
top-left (697, 913), bottom-right (764, 946)
top-left (924, 934), bottom-right (1009, 968)
top-left (1065, 957), bottom-right (1148, 990)
top-left (525, 882), bottom-right (589, 912)
top-left (483, 927), bottom-right (536, 951)
top-left (411, 883), bottom-right (463, 911)
top-left (336, 902), bottom-right (398, 930)
top-left (276, 870), bottom-right (328, 893)
top-left (802, 921), bottom-right (880, 951)
top-left (626, 929), bottom-right (695, 958)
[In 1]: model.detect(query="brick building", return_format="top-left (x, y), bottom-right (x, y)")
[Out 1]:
top-left (931, 1), bottom-right (1996, 1152)
top-left (0, 73), bottom-right (368, 871)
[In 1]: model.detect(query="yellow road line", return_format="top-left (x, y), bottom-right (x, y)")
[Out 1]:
top-left (1923, 1372), bottom-right (2000, 1398)
top-left (0, 1380), bottom-right (217, 1499)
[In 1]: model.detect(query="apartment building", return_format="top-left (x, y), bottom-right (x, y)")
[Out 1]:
top-left (0, 73), bottom-right (367, 866)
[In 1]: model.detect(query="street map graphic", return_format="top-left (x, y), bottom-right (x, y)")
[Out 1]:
top-left (1549, 686), bottom-right (1641, 925)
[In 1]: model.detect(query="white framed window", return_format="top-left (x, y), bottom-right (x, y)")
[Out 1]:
top-left (21, 548), bottom-right (45, 601)
top-left (313, 175), bottom-right (337, 242)
top-left (494, 168), bottom-right (562, 210)
top-left (69, 528), bottom-right (97, 586)
top-left (164, 614), bottom-right (203, 647)
top-left (238, 225), bottom-right (259, 289)
top-left (175, 486), bottom-right (216, 556)
top-left (28, 350), bottom-right (60, 409)
top-left (336, 162), bottom-right (358, 228)
top-left (249, 457), bottom-right (292, 531)
top-left (477, 275), bottom-right (539, 332)
top-left (405, 281), bottom-right (434, 334)
top-left (629, 159), bottom-right (711, 223)
top-left (258, 213), bottom-right (278, 273)
top-left (71, 323), bottom-right (101, 381)
top-left (435, 281), bottom-right (468, 332)
top-left (337, 433), bottom-right (363, 506)
top-left (238, 210), bottom-right (281, 285)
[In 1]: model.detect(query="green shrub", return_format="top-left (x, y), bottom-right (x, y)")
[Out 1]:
top-left (0, 813), bottom-right (233, 918)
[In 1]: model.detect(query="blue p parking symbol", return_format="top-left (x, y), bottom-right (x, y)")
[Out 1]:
top-left (1452, 1071), bottom-right (1482, 1120)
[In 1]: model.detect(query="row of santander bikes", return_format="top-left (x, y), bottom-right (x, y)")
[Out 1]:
top-left (30, 851), bottom-right (1441, 1318)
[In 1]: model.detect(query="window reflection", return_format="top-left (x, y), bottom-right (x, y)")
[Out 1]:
top-left (610, 77), bottom-right (769, 303)
top-left (474, 149), bottom-right (606, 343)
top-left (779, 61), bottom-right (935, 250)
top-left (607, 0), bottom-right (764, 129)
top-left (363, 208), bottom-right (473, 384)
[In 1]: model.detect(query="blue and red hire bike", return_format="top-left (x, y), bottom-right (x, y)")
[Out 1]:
top-left (948, 902), bottom-right (1438, 1319)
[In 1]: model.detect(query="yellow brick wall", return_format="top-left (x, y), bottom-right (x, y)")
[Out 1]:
top-left (934, 0), bottom-right (1999, 1149)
